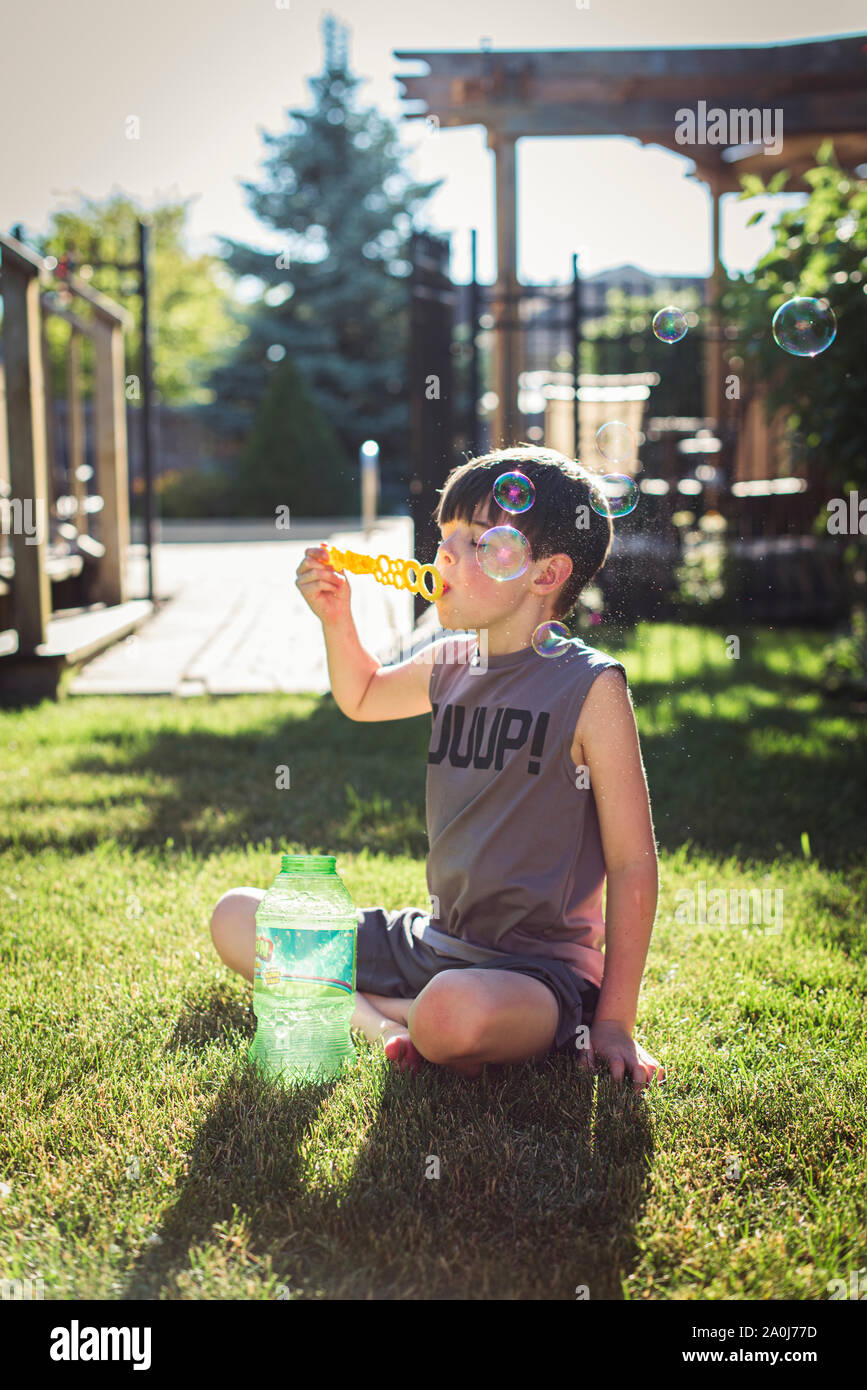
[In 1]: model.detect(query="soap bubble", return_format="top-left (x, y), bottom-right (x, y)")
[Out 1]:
top-left (589, 474), bottom-right (640, 519)
top-left (772, 297), bottom-right (837, 356)
top-left (595, 421), bottom-right (635, 465)
top-left (531, 621), bottom-right (572, 658)
top-left (493, 470), bottom-right (535, 513)
top-left (476, 526), bottom-right (531, 581)
top-left (652, 306), bottom-right (689, 343)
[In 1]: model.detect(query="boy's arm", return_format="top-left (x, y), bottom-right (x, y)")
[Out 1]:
top-left (572, 668), bottom-right (658, 1034)
top-left (324, 616), bottom-right (467, 722)
top-left (322, 612), bottom-right (382, 719)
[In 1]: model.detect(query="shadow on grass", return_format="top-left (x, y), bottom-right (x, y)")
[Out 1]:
top-left (123, 998), bottom-right (655, 1300)
top-left (2, 625), bottom-right (863, 870)
top-left (4, 669), bottom-right (864, 871)
top-left (639, 708), bottom-right (866, 869)
top-left (0, 697), bottom-right (431, 860)
top-left (600, 624), bottom-right (866, 868)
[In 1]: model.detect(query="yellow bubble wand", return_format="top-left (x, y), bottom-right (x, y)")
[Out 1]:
top-left (323, 544), bottom-right (444, 602)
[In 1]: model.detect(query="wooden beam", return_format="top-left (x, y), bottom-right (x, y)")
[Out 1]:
top-left (399, 91), bottom-right (867, 140)
top-left (39, 295), bottom-right (94, 337)
top-left (685, 132), bottom-right (867, 192)
top-left (62, 269), bottom-right (133, 331)
top-left (394, 34), bottom-right (867, 84)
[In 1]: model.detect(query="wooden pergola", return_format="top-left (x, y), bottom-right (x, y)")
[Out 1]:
top-left (394, 33), bottom-right (867, 446)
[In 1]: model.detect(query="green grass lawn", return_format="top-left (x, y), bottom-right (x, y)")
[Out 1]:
top-left (1, 623), bottom-right (865, 1300)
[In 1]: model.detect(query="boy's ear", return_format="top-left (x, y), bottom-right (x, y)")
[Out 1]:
top-left (533, 553), bottom-right (572, 595)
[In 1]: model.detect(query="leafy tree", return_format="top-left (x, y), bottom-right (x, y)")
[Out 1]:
top-left (203, 13), bottom-right (443, 509)
top-left (722, 143), bottom-right (867, 654)
top-left (722, 142), bottom-right (867, 503)
top-left (36, 193), bottom-right (245, 405)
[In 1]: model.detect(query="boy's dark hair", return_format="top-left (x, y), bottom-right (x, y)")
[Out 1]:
top-left (432, 444), bottom-right (614, 623)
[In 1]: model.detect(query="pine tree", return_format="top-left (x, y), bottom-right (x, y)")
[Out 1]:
top-left (232, 354), bottom-right (353, 517)
top-left (203, 12), bottom-right (443, 512)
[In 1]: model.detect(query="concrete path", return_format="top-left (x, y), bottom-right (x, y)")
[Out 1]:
top-left (67, 517), bottom-right (422, 697)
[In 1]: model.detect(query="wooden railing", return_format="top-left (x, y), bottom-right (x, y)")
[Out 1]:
top-left (0, 231), bottom-right (133, 655)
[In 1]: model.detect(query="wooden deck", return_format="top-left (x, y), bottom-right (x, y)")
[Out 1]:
top-left (62, 517), bottom-right (419, 697)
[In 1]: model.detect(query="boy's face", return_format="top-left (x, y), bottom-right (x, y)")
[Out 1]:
top-left (433, 503), bottom-right (555, 628)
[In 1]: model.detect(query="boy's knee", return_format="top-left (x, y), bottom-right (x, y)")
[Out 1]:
top-left (408, 973), bottom-right (488, 1060)
top-left (209, 888), bottom-right (257, 954)
top-left (210, 885), bottom-right (260, 920)
top-left (209, 889), bottom-right (237, 942)
top-left (208, 888), bottom-right (262, 981)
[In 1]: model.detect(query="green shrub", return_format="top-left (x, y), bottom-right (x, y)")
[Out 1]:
top-left (821, 606), bottom-right (867, 696)
top-left (156, 463), bottom-right (236, 518)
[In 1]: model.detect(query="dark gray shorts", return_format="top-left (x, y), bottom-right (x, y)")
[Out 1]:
top-left (354, 905), bottom-right (600, 1056)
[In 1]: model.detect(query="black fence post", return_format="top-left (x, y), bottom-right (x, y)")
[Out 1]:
top-left (571, 253), bottom-right (583, 459)
top-left (468, 228), bottom-right (480, 459)
top-left (408, 232), bottom-right (456, 625)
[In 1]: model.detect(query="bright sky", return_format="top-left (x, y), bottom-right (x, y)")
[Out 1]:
top-left (2, 1), bottom-right (864, 292)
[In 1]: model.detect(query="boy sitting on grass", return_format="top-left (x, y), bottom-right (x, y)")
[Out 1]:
top-left (211, 446), bottom-right (663, 1091)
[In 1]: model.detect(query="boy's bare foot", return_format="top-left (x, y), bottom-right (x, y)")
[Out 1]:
top-left (382, 1029), bottom-right (483, 1078)
top-left (382, 1028), bottom-right (424, 1075)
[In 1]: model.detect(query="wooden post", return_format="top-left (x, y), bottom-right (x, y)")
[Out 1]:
top-left (91, 313), bottom-right (130, 604)
top-left (489, 129), bottom-right (521, 447)
top-left (703, 173), bottom-right (725, 428)
top-left (67, 329), bottom-right (86, 520)
top-left (47, 271), bottom-right (132, 604)
top-left (0, 234), bottom-right (52, 653)
top-left (0, 356), bottom-right (10, 561)
top-left (40, 311), bottom-right (58, 521)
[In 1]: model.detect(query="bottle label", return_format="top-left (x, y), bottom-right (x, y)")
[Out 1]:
top-left (254, 927), bottom-right (357, 994)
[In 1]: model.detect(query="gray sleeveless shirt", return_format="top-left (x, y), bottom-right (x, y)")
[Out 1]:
top-left (418, 632), bottom-right (627, 989)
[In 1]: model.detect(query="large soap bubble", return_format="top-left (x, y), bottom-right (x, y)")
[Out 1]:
top-left (531, 621), bottom-right (572, 658)
top-left (772, 297), bottom-right (837, 357)
top-left (493, 470), bottom-right (535, 514)
top-left (476, 526), bottom-right (531, 581)
top-left (652, 306), bottom-right (689, 344)
top-left (595, 421), bottom-right (635, 465)
top-left (588, 474), bottom-right (640, 519)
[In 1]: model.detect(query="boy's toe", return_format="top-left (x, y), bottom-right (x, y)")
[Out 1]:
top-left (384, 1034), bottom-right (424, 1075)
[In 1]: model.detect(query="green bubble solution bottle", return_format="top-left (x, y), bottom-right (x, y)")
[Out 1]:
top-left (248, 854), bottom-right (358, 1085)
